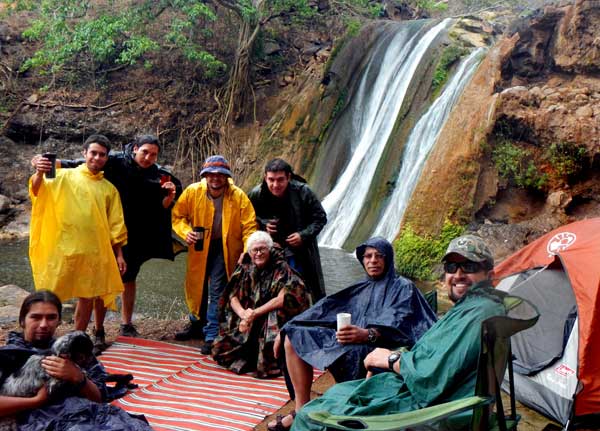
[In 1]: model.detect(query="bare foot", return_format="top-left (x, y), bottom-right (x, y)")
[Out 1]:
top-left (267, 411), bottom-right (296, 430)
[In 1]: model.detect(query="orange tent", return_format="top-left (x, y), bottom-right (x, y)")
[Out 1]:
top-left (494, 218), bottom-right (600, 426)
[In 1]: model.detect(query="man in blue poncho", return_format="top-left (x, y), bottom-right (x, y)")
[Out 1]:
top-left (289, 234), bottom-right (508, 431)
top-left (268, 237), bottom-right (436, 431)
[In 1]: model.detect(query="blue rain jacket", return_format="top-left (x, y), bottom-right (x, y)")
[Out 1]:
top-left (283, 237), bottom-right (436, 381)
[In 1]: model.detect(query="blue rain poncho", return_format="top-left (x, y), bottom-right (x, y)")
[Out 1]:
top-left (282, 237), bottom-right (436, 381)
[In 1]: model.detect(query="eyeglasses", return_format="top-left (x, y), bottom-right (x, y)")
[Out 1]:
top-left (444, 261), bottom-right (484, 274)
top-left (363, 252), bottom-right (385, 261)
top-left (249, 246), bottom-right (269, 256)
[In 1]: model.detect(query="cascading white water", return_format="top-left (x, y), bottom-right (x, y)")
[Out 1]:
top-left (318, 19), bottom-right (452, 248)
top-left (372, 48), bottom-right (486, 240)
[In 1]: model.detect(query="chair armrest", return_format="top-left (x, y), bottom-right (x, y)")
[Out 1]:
top-left (308, 396), bottom-right (492, 431)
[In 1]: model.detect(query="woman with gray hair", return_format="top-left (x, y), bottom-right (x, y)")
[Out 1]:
top-left (212, 231), bottom-right (310, 378)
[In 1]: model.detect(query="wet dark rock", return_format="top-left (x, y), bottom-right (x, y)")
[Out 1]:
top-left (0, 195), bottom-right (10, 213)
top-left (264, 42), bottom-right (281, 56)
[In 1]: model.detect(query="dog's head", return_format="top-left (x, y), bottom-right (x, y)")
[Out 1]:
top-left (51, 331), bottom-right (94, 368)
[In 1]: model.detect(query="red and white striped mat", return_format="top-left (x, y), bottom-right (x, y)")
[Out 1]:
top-left (100, 337), bottom-right (297, 431)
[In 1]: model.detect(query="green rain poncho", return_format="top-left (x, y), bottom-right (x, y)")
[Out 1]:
top-left (292, 281), bottom-right (507, 431)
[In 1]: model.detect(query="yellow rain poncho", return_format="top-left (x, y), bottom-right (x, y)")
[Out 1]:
top-left (172, 178), bottom-right (256, 318)
top-left (29, 165), bottom-right (127, 309)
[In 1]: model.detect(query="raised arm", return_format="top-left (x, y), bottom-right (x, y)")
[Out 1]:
top-left (30, 156), bottom-right (53, 197)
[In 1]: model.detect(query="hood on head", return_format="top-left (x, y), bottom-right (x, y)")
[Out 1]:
top-left (355, 236), bottom-right (395, 279)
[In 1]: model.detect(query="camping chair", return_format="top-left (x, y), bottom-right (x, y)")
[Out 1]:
top-left (308, 296), bottom-right (538, 431)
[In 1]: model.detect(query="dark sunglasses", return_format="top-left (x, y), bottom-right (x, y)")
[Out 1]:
top-left (444, 261), bottom-right (484, 274)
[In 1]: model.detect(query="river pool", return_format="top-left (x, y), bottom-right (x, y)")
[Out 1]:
top-left (0, 239), bottom-right (364, 320)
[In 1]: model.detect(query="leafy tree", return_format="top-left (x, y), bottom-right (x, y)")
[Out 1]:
top-left (2, 0), bottom-right (224, 79)
top-left (2, 0), bottom-right (388, 119)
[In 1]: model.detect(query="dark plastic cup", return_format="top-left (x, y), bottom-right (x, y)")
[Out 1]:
top-left (193, 227), bottom-right (205, 251)
top-left (42, 152), bottom-right (57, 179)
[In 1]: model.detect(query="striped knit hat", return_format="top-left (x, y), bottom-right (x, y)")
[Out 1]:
top-left (199, 155), bottom-right (232, 177)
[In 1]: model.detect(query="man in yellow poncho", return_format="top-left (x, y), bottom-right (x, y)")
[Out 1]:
top-left (29, 135), bottom-right (127, 341)
top-left (172, 155), bottom-right (256, 354)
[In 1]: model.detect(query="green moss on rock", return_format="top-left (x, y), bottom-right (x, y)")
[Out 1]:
top-left (393, 220), bottom-right (465, 281)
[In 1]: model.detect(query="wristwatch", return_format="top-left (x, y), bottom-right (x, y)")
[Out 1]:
top-left (367, 328), bottom-right (378, 344)
top-left (388, 351), bottom-right (402, 371)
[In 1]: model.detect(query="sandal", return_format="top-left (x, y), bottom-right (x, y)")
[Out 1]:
top-left (267, 411), bottom-right (296, 431)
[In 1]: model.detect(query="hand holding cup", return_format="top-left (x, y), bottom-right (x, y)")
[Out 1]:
top-left (41, 153), bottom-right (57, 178)
top-left (266, 217), bottom-right (279, 235)
top-left (33, 154), bottom-right (55, 176)
top-left (337, 313), bottom-right (351, 331)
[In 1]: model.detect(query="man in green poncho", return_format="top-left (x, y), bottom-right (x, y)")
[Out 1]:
top-left (290, 234), bottom-right (505, 431)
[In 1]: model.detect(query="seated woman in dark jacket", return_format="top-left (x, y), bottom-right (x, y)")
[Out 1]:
top-left (0, 291), bottom-right (151, 431)
top-left (212, 231), bottom-right (310, 378)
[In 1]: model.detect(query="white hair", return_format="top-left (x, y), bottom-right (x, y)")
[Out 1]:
top-left (246, 230), bottom-right (273, 251)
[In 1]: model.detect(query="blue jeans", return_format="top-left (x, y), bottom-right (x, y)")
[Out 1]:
top-left (203, 239), bottom-right (227, 342)
top-left (286, 254), bottom-right (303, 275)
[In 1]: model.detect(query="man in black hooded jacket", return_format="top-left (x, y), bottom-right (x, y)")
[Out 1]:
top-left (248, 158), bottom-right (327, 302)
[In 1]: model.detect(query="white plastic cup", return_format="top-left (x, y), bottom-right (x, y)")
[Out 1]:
top-left (337, 313), bottom-right (351, 331)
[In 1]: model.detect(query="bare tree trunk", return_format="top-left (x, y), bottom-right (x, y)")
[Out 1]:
top-left (215, 0), bottom-right (265, 124)
top-left (222, 18), bottom-right (260, 123)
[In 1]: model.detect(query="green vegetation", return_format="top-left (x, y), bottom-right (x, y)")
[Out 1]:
top-left (4, 0), bottom-right (224, 77)
top-left (492, 139), bottom-right (589, 190)
top-left (413, 0), bottom-right (448, 13)
top-left (431, 45), bottom-right (469, 96)
top-left (393, 220), bottom-right (465, 281)
top-left (348, 0), bottom-right (385, 17)
top-left (1, 0), bottom-right (387, 121)
top-left (547, 141), bottom-right (588, 179)
top-left (492, 141), bottom-right (548, 190)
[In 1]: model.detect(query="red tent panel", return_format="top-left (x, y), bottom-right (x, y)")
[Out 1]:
top-left (494, 218), bottom-right (600, 417)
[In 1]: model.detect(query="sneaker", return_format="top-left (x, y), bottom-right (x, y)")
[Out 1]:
top-left (93, 328), bottom-right (108, 356)
top-left (200, 341), bottom-right (213, 355)
top-left (119, 323), bottom-right (139, 337)
top-left (174, 321), bottom-right (204, 341)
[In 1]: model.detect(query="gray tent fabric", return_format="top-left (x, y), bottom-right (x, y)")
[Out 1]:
top-left (498, 267), bottom-right (577, 375)
top-left (497, 263), bottom-right (580, 425)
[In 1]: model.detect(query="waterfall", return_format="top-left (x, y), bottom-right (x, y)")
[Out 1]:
top-left (318, 19), bottom-right (452, 248)
top-left (373, 48), bottom-right (486, 240)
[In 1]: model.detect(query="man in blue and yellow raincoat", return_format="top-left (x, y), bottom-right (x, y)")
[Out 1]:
top-left (29, 135), bottom-right (127, 334)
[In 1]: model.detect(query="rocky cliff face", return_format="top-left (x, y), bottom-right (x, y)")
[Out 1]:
top-left (404, 0), bottom-right (600, 260)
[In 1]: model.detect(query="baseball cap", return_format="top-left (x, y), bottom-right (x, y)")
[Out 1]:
top-left (443, 234), bottom-right (494, 267)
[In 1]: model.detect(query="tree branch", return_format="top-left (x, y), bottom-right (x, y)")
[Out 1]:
top-left (21, 96), bottom-right (140, 111)
top-left (212, 0), bottom-right (245, 18)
